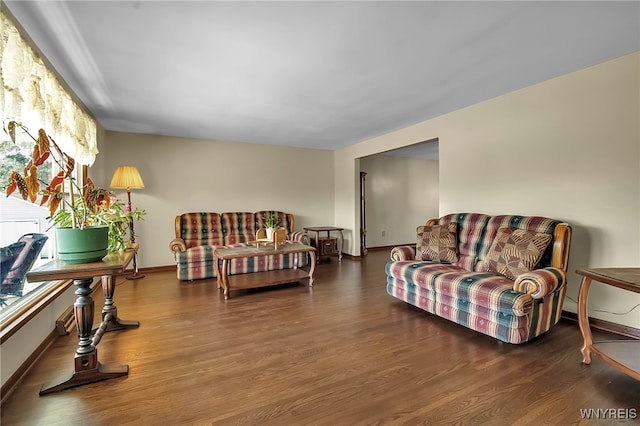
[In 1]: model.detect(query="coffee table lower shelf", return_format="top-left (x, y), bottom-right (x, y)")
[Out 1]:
top-left (224, 269), bottom-right (312, 298)
top-left (214, 242), bottom-right (316, 299)
top-left (590, 341), bottom-right (640, 380)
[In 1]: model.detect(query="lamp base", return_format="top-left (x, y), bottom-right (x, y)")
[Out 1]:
top-left (125, 273), bottom-right (145, 281)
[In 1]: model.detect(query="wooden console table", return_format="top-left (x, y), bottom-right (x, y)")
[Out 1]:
top-left (576, 268), bottom-right (640, 381)
top-left (303, 226), bottom-right (344, 263)
top-left (26, 249), bottom-right (139, 395)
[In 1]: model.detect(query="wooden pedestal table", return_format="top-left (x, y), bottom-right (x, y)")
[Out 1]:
top-left (214, 242), bottom-right (316, 299)
top-left (26, 249), bottom-right (139, 395)
top-left (576, 268), bottom-right (640, 381)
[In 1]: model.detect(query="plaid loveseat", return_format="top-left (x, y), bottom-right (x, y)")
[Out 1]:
top-left (169, 211), bottom-right (308, 281)
top-left (386, 213), bottom-right (572, 344)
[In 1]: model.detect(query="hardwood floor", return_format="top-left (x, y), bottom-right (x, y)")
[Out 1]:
top-left (2, 250), bottom-right (639, 425)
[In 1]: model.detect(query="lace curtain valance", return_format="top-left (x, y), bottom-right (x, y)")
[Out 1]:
top-left (0, 12), bottom-right (98, 166)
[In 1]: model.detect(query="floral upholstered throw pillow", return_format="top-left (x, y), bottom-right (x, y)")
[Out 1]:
top-left (484, 227), bottom-right (552, 280)
top-left (416, 222), bottom-right (459, 263)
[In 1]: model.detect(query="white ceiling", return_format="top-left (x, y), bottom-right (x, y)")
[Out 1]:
top-left (5, 1), bottom-right (640, 152)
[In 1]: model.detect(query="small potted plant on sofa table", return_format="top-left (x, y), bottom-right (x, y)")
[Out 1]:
top-left (264, 213), bottom-right (280, 240)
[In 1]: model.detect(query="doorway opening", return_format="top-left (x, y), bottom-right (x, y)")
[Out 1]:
top-left (358, 138), bottom-right (439, 254)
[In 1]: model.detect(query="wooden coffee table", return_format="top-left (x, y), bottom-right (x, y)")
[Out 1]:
top-left (214, 242), bottom-right (316, 299)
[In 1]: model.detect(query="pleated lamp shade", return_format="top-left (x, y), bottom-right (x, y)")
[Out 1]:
top-left (110, 166), bottom-right (144, 189)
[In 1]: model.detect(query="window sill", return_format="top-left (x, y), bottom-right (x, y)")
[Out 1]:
top-left (0, 279), bottom-right (73, 344)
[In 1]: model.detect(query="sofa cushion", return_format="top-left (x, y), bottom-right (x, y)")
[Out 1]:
top-left (221, 212), bottom-right (255, 244)
top-left (385, 261), bottom-right (465, 291)
top-left (180, 213), bottom-right (225, 248)
top-left (479, 215), bottom-right (560, 270)
top-left (432, 270), bottom-right (533, 316)
top-left (416, 223), bottom-right (458, 263)
top-left (483, 227), bottom-right (552, 280)
top-left (439, 213), bottom-right (491, 271)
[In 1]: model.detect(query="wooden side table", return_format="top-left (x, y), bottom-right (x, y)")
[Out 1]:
top-left (576, 268), bottom-right (640, 381)
top-left (303, 227), bottom-right (344, 263)
top-left (26, 249), bottom-right (139, 395)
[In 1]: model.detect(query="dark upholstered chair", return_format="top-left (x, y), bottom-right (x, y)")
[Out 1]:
top-left (1, 233), bottom-right (48, 297)
top-left (1, 241), bottom-right (27, 286)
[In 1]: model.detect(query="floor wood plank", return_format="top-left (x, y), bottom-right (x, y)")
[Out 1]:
top-left (2, 250), bottom-right (639, 425)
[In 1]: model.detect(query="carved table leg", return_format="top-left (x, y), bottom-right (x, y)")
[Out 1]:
top-left (215, 255), bottom-right (222, 289)
top-left (314, 231), bottom-right (320, 264)
top-left (40, 277), bottom-right (128, 395)
top-left (338, 229), bottom-right (344, 262)
top-left (577, 276), bottom-right (593, 364)
top-left (308, 251), bottom-right (316, 286)
top-left (221, 259), bottom-right (230, 299)
top-left (92, 275), bottom-right (139, 333)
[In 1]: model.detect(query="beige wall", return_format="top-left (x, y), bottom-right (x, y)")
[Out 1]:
top-left (360, 155), bottom-right (439, 247)
top-left (93, 133), bottom-right (335, 268)
top-left (335, 52), bottom-right (640, 328)
top-left (0, 289), bottom-right (76, 388)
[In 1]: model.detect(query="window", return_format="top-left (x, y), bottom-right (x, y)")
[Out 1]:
top-left (0, 10), bottom-right (96, 324)
top-left (0, 137), bottom-right (87, 319)
top-left (0, 150), bottom-right (73, 317)
top-left (1, 12), bottom-right (98, 165)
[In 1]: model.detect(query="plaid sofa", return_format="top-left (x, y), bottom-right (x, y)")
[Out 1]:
top-left (386, 213), bottom-right (572, 344)
top-left (169, 211), bottom-right (309, 281)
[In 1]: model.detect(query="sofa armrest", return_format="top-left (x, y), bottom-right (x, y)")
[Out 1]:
top-left (390, 245), bottom-right (416, 261)
top-left (289, 231), bottom-right (309, 245)
top-left (169, 238), bottom-right (186, 254)
top-left (513, 267), bottom-right (566, 299)
top-left (551, 223), bottom-right (572, 271)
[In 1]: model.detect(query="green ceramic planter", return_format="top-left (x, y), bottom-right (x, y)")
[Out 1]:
top-left (55, 226), bottom-right (109, 264)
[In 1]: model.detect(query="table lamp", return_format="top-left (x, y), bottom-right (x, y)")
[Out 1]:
top-left (110, 166), bottom-right (145, 280)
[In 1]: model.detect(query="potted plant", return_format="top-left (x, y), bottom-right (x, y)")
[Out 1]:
top-left (95, 198), bottom-right (146, 253)
top-left (3, 121), bottom-right (143, 263)
top-left (264, 213), bottom-right (280, 240)
top-left (51, 195), bottom-right (146, 254)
